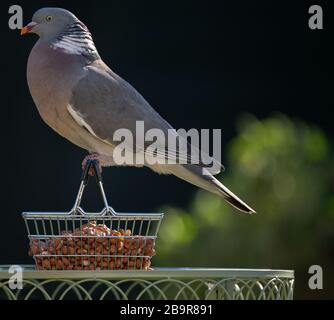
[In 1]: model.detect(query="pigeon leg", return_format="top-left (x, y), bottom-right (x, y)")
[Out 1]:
top-left (82, 153), bottom-right (102, 176)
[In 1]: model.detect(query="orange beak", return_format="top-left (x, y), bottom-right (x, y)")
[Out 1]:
top-left (21, 22), bottom-right (37, 35)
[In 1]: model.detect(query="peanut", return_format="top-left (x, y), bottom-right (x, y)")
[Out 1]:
top-left (42, 259), bottom-right (51, 269)
top-left (63, 258), bottom-right (70, 266)
top-left (115, 258), bottom-right (122, 268)
top-left (109, 260), bottom-right (115, 269)
top-left (110, 245), bottom-right (116, 254)
top-left (117, 241), bottom-right (124, 252)
top-left (142, 259), bottom-right (151, 270)
top-left (57, 259), bottom-right (63, 269)
top-left (50, 257), bottom-right (56, 267)
top-left (136, 259), bottom-right (142, 269)
top-left (62, 246), bottom-right (68, 255)
top-left (122, 257), bottom-right (128, 264)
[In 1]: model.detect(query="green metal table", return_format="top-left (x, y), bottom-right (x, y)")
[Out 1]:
top-left (0, 265), bottom-right (294, 300)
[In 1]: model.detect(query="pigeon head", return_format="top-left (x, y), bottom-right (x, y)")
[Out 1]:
top-left (21, 8), bottom-right (78, 39)
top-left (21, 8), bottom-right (99, 59)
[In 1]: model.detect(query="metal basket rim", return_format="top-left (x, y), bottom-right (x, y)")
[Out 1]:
top-left (22, 211), bottom-right (164, 220)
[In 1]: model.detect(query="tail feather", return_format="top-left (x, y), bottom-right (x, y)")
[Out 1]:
top-left (167, 164), bottom-right (256, 214)
top-left (210, 176), bottom-right (256, 213)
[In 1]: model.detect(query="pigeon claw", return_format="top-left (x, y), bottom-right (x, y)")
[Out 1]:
top-left (82, 153), bottom-right (102, 176)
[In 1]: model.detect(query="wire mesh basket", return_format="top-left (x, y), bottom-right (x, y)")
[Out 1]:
top-left (22, 160), bottom-right (164, 271)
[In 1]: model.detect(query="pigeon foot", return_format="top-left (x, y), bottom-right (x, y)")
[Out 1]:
top-left (82, 153), bottom-right (102, 176)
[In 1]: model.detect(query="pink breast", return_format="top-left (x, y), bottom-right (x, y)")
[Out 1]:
top-left (27, 40), bottom-right (84, 107)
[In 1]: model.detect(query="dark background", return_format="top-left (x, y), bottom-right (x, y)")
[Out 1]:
top-left (0, 0), bottom-right (332, 290)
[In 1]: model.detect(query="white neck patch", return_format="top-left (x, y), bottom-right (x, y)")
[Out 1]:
top-left (51, 21), bottom-right (99, 59)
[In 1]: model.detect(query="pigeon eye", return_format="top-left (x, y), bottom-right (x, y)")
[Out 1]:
top-left (45, 15), bottom-right (53, 22)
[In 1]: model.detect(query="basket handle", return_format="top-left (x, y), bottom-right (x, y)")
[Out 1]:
top-left (81, 159), bottom-right (102, 185)
top-left (70, 159), bottom-right (117, 216)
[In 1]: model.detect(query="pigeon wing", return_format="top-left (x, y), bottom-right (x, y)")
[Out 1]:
top-left (69, 60), bottom-right (223, 173)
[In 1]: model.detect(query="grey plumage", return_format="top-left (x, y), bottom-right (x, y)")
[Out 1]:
top-left (23, 7), bottom-right (255, 214)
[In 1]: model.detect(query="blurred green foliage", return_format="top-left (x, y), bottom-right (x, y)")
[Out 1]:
top-left (155, 114), bottom-right (334, 299)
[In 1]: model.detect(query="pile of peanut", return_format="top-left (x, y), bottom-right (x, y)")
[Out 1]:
top-left (29, 221), bottom-right (155, 270)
